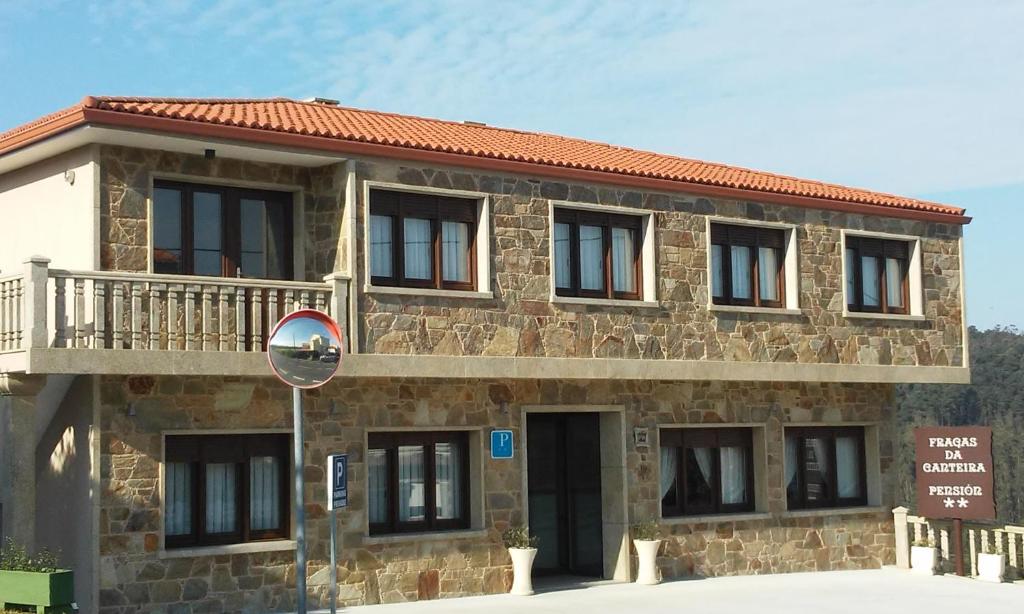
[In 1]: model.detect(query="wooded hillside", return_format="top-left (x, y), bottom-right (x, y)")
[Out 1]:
top-left (894, 327), bottom-right (1024, 524)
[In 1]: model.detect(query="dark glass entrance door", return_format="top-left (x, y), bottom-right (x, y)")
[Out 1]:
top-left (527, 412), bottom-right (604, 577)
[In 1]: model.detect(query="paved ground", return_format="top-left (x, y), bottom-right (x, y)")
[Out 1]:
top-left (336, 569), bottom-right (1022, 613)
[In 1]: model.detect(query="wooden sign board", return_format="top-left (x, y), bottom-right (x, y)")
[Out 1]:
top-left (914, 426), bottom-right (995, 520)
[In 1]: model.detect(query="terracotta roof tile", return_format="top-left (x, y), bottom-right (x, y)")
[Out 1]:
top-left (0, 96), bottom-right (965, 218)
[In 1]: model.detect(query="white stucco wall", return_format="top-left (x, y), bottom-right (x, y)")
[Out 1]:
top-left (0, 146), bottom-right (99, 275)
top-left (36, 375), bottom-right (95, 612)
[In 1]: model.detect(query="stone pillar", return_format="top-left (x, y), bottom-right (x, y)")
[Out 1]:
top-left (0, 374), bottom-right (45, 549)
top-left (323, 273), bottom-right (351, 353)
top-left (23, 256), bottom-right (50, 349)
top-left (893, 506), bottom-right (910, 569)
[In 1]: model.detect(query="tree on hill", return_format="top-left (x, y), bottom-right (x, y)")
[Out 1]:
top-left (894, 326), bottom-right (1024, 524)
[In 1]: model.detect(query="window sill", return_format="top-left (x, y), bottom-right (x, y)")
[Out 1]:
top-left (551, 296), bottom-right (660, 309)
top-left (710, 304), bottom-right (802, 316)
top-left (364, 285), bottom-right (493, 300)
top-left (661, 511), bottom-right (771, 525)
top-left (362, 528), bottom-right (488, 546)
top-left (843, 311), bottom-right (926, 322)
top-left (781, 505), bottom-right (887, 519)
top-left (158, 539), bottom-right (296, 559)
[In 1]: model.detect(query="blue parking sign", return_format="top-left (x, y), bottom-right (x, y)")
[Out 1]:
top-left (490, 430), bottom-right (514, 459)
top-left (327, 453), bottom-right (347, 510)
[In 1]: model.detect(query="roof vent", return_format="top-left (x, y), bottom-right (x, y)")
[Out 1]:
top-left (463, 120), bottom-right (487, 127)
top-left (303, 97), bottom-right (340, 106)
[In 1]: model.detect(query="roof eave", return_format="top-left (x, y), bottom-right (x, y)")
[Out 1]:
top-left (1, 107), bottom-right (970, 225)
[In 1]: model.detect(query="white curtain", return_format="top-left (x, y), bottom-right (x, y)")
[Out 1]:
top-left (205, 463), bottom-right (237, 534)
top-left (398, 445), bottom-right (425, 522)
top-left (554, 223), bottom-right (572, 288)
top-left (885, 257), bottom-right (903, 307)
top-left (579, 225), bottom-right (604, 290)
top-left (370, 215), bottom-right (393, 277)
top-left (403, 218), bottom-right (432, 280)
top-left (785, 435), bottom-right (799, 491)
top-left (836, 437), bottom-right (862, 499)
top-left (249, 456), bottom-right (280, 531)
top-left (720, 446), bottom-right (747, 505)
top-left (861, 255), bottom-right (880, 306)
top-left (692, 447), bottom-right (713, 486)
top-left (435, 443), bottom-right (462, 520)
top-left (442, 221), bottom-right (470, 282)
top-left (758, 246), bottom-right (778, 301)
top-left (711, 244), bottom-right (725, 298)
top-left (730, 246), bottom-right (752, 299)
top-left (165, 462), bottom-right (191, 536)
top-left (611, 227), bottom-right (636, 293)
top-left (659, 447), bottom-right (677, 499)
top-left (367, 449), bottom-right (388, 524)
top-left (809, 437), bottom-right (831, 492)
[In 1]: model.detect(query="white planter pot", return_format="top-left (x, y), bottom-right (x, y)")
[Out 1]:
top-left (509, 547), bottom-right (537, 596)
top-left (977, 552), bottom-right (1006, 583)
top-left (910, 546), bottom-right (938, 575)
top-left (634, 539), bottom-right (662, 585)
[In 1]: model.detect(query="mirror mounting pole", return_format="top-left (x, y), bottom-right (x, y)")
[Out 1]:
top-left (293, 386), bottom-right (307, 613)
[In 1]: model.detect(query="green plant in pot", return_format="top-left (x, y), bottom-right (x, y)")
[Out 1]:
top-left (631, 520), bottom-right (663, 585)
top-left (0, 538), bottom-right (74, 613)
top-left (502, 526), bottom-right (539, 596)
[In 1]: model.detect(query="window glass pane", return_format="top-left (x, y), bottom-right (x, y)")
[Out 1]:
top-left (861, 255), bottom-right (880, 307)
top-left (659, 446), bottom-right (678, 507)
top-left (611, 227), bottom-right (637, 293)
top-left (785, 435), bottom-right (800, 505)
top-left (165, 462), bottom-right (192, 536)
top-left (836, 436), bottom-right (863, 499)
top-left (264, 201), bottom-right (289, 280)
top-left (435, 442), bottom-right (463, 520)
top-left (398, 445), bottom-right (425, 522)
top-left (803, 437), bottom-right (832, 505)
top-left (239, 199), bottom-right (267, 278)
top-left (370, 215), bottom-right (394, 278)
top-left (554, 223), bottom-right (572, 289)
top-left (579, 225), bottom-right (605, 291)
top-left (845, 248), bottom-right (856, 305)
top-left (758, 246), bottom-right (779, 302)
top-left (249, 456), bottom-right (280, 531)
top-left (711, 244), bottom-right (725, 298)
top-left (730, 245), bottom-right (752, 299)
top-left (193, 191), bottom-right (222, 276)
top-left (153, 188), bottom-right (183, 274)
top-left (442, 220), bottom-right (471, 282)
top-left (685, 447), bottom-right (714, 509)
top-left (205, 462), bottom-right (238, 534)
top-left (720, 446), bottom-right (748, 505)
top-left (368, 448), bottom-right (388, 524)
top-left (886, 257), bottom-right (903, 308)
top-left (403, 218), bottom-right (432, 280)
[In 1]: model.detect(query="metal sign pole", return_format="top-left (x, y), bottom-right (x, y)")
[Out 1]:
top-left (329, 509), bottom-right (338, 614)
top-left (293, 387), bottom-right (307, 614)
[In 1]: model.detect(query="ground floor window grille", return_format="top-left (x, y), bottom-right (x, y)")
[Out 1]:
top-left (368, 431), bottom-right (469, 534)
top-left (164, 433), bottom-right (289, 548)
top-left (660, 428), bottom-right (754, 516)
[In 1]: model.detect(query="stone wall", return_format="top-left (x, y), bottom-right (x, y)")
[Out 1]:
top-left (354, 161), bottom-right (964, 367)
top-left (97, 374), bottom-right (896, 612)
top-left (97, 146), bottom-right (965, 368)
top-left (98, 145), bottom-right (347, 279)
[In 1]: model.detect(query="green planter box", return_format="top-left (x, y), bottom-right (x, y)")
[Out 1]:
top-left (0, 569), bottom-right (74, 609)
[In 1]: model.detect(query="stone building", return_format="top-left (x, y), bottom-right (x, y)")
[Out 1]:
top-left (0, 97), bottom-right (969, 613)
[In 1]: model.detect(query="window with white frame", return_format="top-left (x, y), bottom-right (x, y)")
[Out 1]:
top-left (710, 223), bottom-right (785, 308)
top-left (844, 236), bottom-right (910, 315)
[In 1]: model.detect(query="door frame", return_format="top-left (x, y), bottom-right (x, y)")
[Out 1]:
top-left (520, 404), bottom-right (630, 582)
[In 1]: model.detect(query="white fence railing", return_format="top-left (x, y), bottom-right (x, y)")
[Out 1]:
top-left (0, 257), bottom-right (350, 354)
top-left (894, 507), bottom-right (1023, 579)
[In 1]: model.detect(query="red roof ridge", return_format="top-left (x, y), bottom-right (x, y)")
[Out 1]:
top-left (0, 96), bottom-right (968, 221)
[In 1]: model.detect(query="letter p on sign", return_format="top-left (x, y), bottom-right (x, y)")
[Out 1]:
top-left (491, 430), bottom-right (514, 459)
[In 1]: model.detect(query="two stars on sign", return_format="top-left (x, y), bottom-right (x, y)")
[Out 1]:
top-left (943, 497), bottom-right (969, 509)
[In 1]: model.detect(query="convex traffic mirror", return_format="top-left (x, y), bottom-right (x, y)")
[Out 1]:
top-left (267, 309), bottom-right (343, 389)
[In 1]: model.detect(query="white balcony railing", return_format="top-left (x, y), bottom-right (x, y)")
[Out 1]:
top-left (0, 257), bottom-right (349, 354)
top-left (894, 507), bottom-right (1023, 579)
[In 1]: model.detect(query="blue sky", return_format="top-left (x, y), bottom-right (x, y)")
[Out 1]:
top-left (1, 1), bottom-right (1020, 329)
